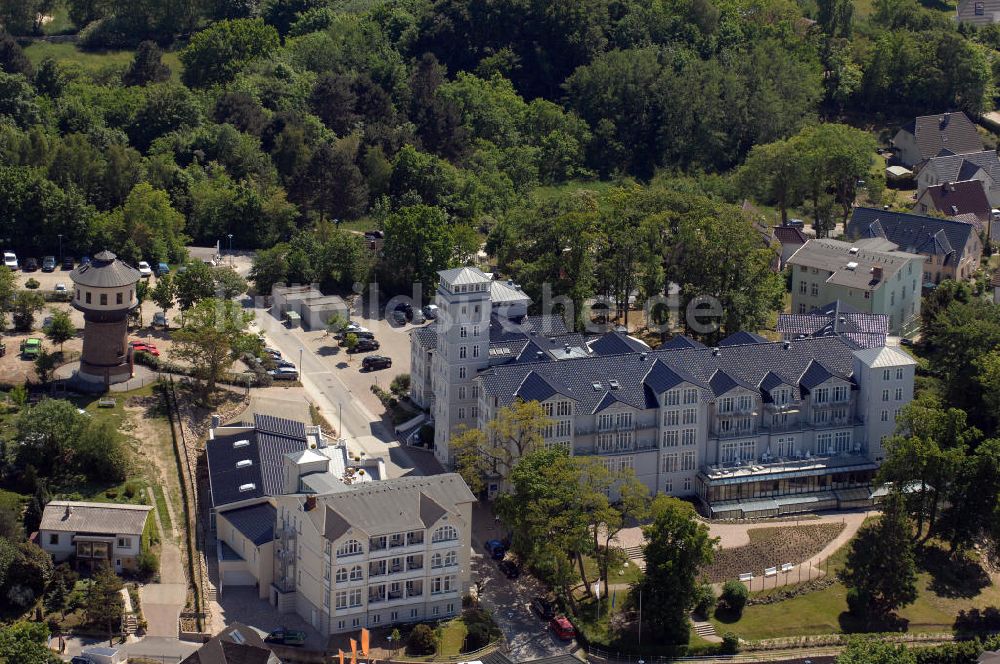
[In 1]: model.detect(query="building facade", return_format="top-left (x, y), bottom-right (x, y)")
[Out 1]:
top-left (39, 501), bottom-right (153, 573)
top-left (413, 268), bottom-right (916, 518)
top-left (786, 238), bottom-right (925, 336)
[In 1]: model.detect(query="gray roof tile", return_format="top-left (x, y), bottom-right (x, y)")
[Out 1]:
top-left (219, 502), bottom-right (276, 546)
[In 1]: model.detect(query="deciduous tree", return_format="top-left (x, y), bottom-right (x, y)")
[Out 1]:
top-left (451, 399), bottom-right (549, 493)
top-left (180, 18), bottom-right (279, 88)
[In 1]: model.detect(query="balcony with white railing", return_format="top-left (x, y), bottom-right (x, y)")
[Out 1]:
top-left (702, 445), bottom-right (873, 483)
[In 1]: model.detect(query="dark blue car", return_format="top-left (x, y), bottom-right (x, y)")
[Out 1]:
top-left (484, 539), bottom-right (506, 560)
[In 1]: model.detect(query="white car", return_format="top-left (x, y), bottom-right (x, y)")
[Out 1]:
top-left (138, 261), bottom-right (152, 277)
top-left (54, 283), bottom-right (67, 293)
top-left (3, 252), bottom-right (17, 270)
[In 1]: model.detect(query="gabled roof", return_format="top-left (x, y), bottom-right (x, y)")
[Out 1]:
top-left (592, 390), bottom-right (627, 413)
top-left (642, 359), bottom-right (703, 395)
top-left (515, 371), bottom-right (562, 402)
top-left (777, 300), bottom-right (889, 350)
top-left (918, 179), bottom-right (991, 221)
top-left (218, 502), bottom-right (276, 547)
top-left (798, 359), bottom-right (837, 391)
top-left (660, 335), bottom-right (707, 350)
top-left (181, 623), bottom-right (276, 664)
top-left (718, 331), bottom-right (769, 347)
top-left (588, 331), bottom-right (650, 356)
top-left (848, 207), bottom-right (975, 263)
top-left (898, 112), bottom-right (983, 162)
top-left (773, 226), bottom-right (808, 245)
top-left (39, 501), bottom-right (152, 536)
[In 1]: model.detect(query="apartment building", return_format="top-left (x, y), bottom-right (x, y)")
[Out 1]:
top-left (205, 414), bottom-right (474, 636)
top-left (412, 268), bottom-right (916, 518)
top-left (786, 238), bottom-right (925, 336)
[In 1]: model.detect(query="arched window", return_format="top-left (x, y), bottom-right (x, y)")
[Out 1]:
top-left (432, 525), bottom-right (458, 543)
top-left (444, 551), bottom-right (457, 567)
top-left (336, 567), bottom-right (348, 583)
top-left (349, 565), bottom-right (363, 581)
top-left (431, 553), bottom-right (442, 568)
top-left (337, 539), bottom-right (363, 556)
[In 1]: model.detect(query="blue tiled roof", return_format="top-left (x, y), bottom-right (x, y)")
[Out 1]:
top-left (660, 335), bottom-right (707, 350)
top-left (798, 359), bottom-right (835, 392)
top-left (718, 331), bottom-right (769, 347)
top-left (848, 207), bottom-right (974, 264)
top-left (220, 502), bottom-right (276, 546)
top-left (480, 336), bottom-right (857, 413)
top-left (589, 332), bottom-right (650, 356)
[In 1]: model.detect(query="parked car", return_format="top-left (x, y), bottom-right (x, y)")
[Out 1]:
top-left (549, 616), bottom-right (575, 641)
top-left (411, 309), bottom-right (426, 324)
top-left (130, 341), bottom-right (160, 357)
top-left (80, 256), bottom-right (91, 266)
top-left (41, 256), bottom-right (56, 272)
top-left (348, 338), bottom-right (380, 353)
top-left (23, 257), bottom-right (38, 271)
top-left (336, 329), bottom-right (375, 342)
top-left (498, 560), bottom-right (520, 579)
top-left (62, 256), bottom-right (74, 270)
top-left (483, 539), bottom-right (506, 560)
top-left (422, 304), bottom-right (439, 319)
top-left (156, 262), bottom-right (170, 276)
top-left (137, 261), bottom-right (153, 278)
top-left (152, 312), bottom-right (169, 327)
top-left (362, 355), bottom-right (392, 371)
top-left (20, 338), bottom-right (42, 358)
top-left (786, 218), bottom-right (805, 229)
top-left (54, 283), bottom-right (67, 294)
top-left (2, 252), bottom-right (15, 270)
top-left (531, 596), bottom-right (556, 620)
top-left (265, 628), bottom-right (306, 646)
top-left (264, 347), bottom-right (282, 359)
top-left (274, 358), bottom-right (296, 369)
top-left (391, 309), bottom-right (407, 325)
top-left (269, 367), bottom-right (299, 380)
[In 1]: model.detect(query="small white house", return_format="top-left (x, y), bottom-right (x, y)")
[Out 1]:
top-left (38, 501), bottom-right (153, 573)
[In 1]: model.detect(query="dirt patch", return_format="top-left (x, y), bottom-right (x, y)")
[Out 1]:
top-left (702, 523), bottom-right (846, 583)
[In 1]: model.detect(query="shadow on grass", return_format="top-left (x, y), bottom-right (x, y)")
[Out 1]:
top-left (954, 607), bottom-right (1000, 637)
top-left (837, 610), bottom-right (909, 634)
top-left (920, 546), bottom-right (990, 599)
top-left (712, 607), bottom-right (742, 625)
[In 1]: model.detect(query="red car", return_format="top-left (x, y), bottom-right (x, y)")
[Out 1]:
top-left (130, 341), bottom-right (160, 357)
top-left (549, 616), bottom-right (575, 641)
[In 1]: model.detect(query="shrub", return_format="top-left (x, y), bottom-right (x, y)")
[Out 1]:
top-left (123, 481), bottom-right (141, 500)
top-left (419, 424), bottom-right (434, 446)
top-left (137, 550), bottom-right (159, 580)
top-left (720, 633), bottom-right (740, 655)
top-left (389, 373), bottom-right (410, 397)
top-left (464, 623), bottom-right (492, 651)
top-left (720, 580), bottom-right (749, 617)
top-left (25, 278), bottom-right (39, 289)
top-left (408, 624), bottom-right (436, 655)
top-left (693, 583), bottom-right (716, 618)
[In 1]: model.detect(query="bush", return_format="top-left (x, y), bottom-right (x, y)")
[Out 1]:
top-left (419, 424), bottom-right (434, 446)
top-left (408, 624), bottom-right (437, 655)
top-left (25, 278), bottom-right (39, 289)
top-left (720, 580), bottom-right (749, 617)
top-left (693, 583), bottom-right (716, 618)
top-left (720, 633), bottom-right (740, 655)
top-left (464, 623), bottom-right (492, 651)
top-left (137, 550), bottom-right (159, 580)
top-left (389, 373), bottom-right (410, 397)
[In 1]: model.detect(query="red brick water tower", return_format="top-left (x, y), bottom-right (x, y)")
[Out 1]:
top-left (69, 250), bottom-right (140, 386)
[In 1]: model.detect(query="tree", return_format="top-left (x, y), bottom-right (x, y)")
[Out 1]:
top-left (180, 18), bottom-right (279, 88)
top-left (719, 580), bottom-right (749, 617)
top-left (939, 438), bottom-right (1000, 555)
top-left (75, 419), bottom-right (128, 483)
top-left (43, 309), bottom-right (75, 352)
top-left (839, 494), bottom-right (917, 624)
top-left (122, 40), bottom-right (171, 86)
top-left (213, 267), bottom-right (248, 299)
top-left (34, 348), bottom-right (56, 383)
top-left (452, 400), bottom-right (550, 494)
top-left (294, 138), bottom-right (368, 222)
top-left (15, 399), bottom-right (88, 477)
top-left (174, 261), bottom-right (217, 310)
top-left (12, 290), bottom-right (44, 332)
top-left (0, 72), bottom-right (39, 128)
top-left (634, 496), bottom-right (716, 645)
top-left (85, 565), bottom-right (124, 643)
top-left (171, 297), bottom-right (261, 402)
top-left (407, 624), bottom-right (436, 656)
top-left (380, 205), bottom-right (453, 296)
top-left (151, 273), bottom-right (176, 316)
top-left (496, 447), bottom-right (592, 606)
top-left (0, 31), bottom-right (32, 76)
top-left (127, 83), bottom-right (201, 151)
top-left (738, 138), bottom-right (804, 225)
top-left (249, 244), bottom-right (289, 295)
top-left (0, 621), bottom-right (59, 664)
top-left (0, 263), bottom-right (14, 331)
top-left (836, 637), bottom-right (915, 664)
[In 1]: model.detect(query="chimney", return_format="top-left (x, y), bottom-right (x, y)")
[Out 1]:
top-left (535, 351), bottom-right (544, 360)
top-left (783, 340), bottom-right (791, 350)
top-left (940, 113), bottom-right (950, 129)
top-left (64, 505), bottom-right (72, 518)
top-left (304, 495), bottom-right (317, 511)
top-left (872, 266), bottom-right (883, 282)
top-left (640, 352), bottom-right (647, 361)
top-left (210, 414), bottom-right (221, 429)
top-left (711, 347), bottom-right (720, 356)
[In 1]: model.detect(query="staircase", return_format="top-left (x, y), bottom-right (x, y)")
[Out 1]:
top-left (122, 615), bottom-right (138, 636)
top-left (624, 545), bottom-right (645, 571)
top-left (692, 620), bottom-right (719, 640)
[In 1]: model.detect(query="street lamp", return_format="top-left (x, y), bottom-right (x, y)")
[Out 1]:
top-left (299, 347), bottom-right (303, 375)
top-left (227, 234), bottom-right (233, 266)
top-left (57, 234), bottom-right (62, 261)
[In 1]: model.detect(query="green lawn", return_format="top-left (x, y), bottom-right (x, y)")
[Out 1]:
top-left (23, 42), bottom-right (183, 81)
top-left (710, 538), bottom-right (1000, 641)
top-left (578, 556), bottom-right (644, 587)
top-left (150, 483), bottom-right (173, 532)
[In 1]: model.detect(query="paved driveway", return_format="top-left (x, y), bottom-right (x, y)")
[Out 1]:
top-left (140, 583), bottom-right (187, 637)
top-left (213, 587), bottom-right (326, 650)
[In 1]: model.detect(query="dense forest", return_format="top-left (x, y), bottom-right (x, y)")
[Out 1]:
top-left (0, 0), bottom-right (993, 319)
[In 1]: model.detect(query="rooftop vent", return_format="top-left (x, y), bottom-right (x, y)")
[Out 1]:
top-left (783, 340), bottom-right (791, 350)
top-left (238, 483), bottom-right (256, 493)
top-left (233, 439), bottom-right (250, 449)
top-left (711, 347), bottom-right (720, 356)
top-left (236, 459), bottom-right (252, 469)
top-left (846, 261), bottom-right (859, 271)
top-left (592, 381), bottom-right (603, 391)
top-left (640, 352), bottom-right (648, 361)
top-left (849, 247), bottom-right (859, 255)
top-left (536, 351), bottom-right (544, 360)
top-left (951, 205), bottom-right (959, 215)
top-left (609, 380), bottom-right (620, 390)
